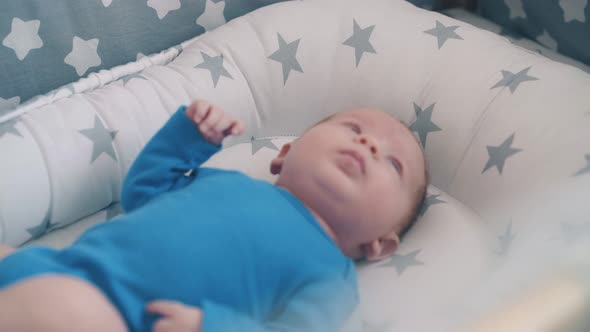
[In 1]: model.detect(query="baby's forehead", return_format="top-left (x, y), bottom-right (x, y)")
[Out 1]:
top-left (332, 108), bottom-right (409, 137)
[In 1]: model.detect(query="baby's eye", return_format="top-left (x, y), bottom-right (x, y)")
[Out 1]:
top-left (345, 122), bottom-right (361, 134)
top-left (389, 157), bottom-right (402, 174)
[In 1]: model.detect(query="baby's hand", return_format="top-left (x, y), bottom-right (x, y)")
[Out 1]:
top-left (185, 99), bottom-right (245, 146)
top-left (147, 300), bottom-right (203, 332)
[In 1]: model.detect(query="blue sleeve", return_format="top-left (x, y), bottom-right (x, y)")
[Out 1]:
top-left (121, 105), bottom-right (221, 213)
top-left (200, 278), bottom-right (358, 332)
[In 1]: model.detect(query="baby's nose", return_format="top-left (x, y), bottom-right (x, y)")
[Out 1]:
top-left (358, 136), bottom-right (378, 157)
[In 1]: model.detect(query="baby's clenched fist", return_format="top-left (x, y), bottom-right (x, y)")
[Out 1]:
top-left (185, 99), bottom-right (245, 145)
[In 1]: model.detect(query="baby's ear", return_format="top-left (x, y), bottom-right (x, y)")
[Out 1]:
top-left (362, 231), bottom-right (400, 262)
top-left (270, 143), bottom-right (291, 175)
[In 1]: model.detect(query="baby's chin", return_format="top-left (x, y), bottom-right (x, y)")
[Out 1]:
top-left (308, 161), bottom-right (360, 203)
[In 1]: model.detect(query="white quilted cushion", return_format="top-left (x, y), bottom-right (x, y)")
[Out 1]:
top-left (3, 0), bottom-right (590, 330)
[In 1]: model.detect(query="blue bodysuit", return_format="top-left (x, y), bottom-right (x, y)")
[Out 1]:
top-left (0, 106), bottom-right (358, 332)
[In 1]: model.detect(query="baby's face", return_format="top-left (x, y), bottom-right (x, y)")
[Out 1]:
top-left (272, 108), bottom-right (425, 259)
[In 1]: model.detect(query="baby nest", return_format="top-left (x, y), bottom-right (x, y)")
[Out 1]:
top-left (1, 0), bottom-right (590, 330)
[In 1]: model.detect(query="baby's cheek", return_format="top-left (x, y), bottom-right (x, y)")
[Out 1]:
top-left (375, 173), bottom-right (400, 196)
top-left (378, 180), bottom-right (406, 216)
top-left (365, 189), bottom-right (393, 217)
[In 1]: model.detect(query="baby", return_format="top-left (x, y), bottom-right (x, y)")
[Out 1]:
top-left (0, 99), bottom-right (427, 332)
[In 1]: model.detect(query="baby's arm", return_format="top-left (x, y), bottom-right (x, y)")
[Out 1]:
top-left (146, 277), bottom-right (358, 332)
top-left (121, 100), bottom-right (244, 213)
top-left (0, 245), bottom-right (15, 260)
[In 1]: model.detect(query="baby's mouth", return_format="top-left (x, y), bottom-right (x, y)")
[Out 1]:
top-left (336, 150), bottom-right (366, 175)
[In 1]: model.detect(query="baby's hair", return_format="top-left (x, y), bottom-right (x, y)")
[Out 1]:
top-left (397, 123), bottom-right (429, 240)
top-left (308, 113), bottom-right (336, 130)
top-left (399, 162), bottom-right (429, 239)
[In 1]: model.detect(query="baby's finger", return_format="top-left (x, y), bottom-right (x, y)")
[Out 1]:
top-left (230, 121), bottom-right (245, 135)
top-left (221, 120), bottom-right (243, 137)
top-left (147, 300), bottom-right (184, 317)
top-left (192, 100), bottom-right (212, 124)
top-left (200, 119), bottom-right (222, 144)
top-left (152, 318), bottom-right (174, 332)
top-left (214, 114), bottom-right (235, 137)
top-left (199, 106), bottom-right (223, 132)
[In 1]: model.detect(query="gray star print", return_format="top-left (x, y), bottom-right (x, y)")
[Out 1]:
top-left (195, 52), bottom-right (233, 87)
top-left (560, 221), bottom-right (590, 244)
top-left (251, 137), bottom-right (279, 155)
top-left (573, 154), bottom-right (590, 177)
top-left (268, 33), bottom-right (303, 84)
top-left (363, 321), bottom-right (394, 332)
top-left (380, 249), bottom-right (424, 275)
top-left (419, 193), bottom-right (445, 217)
top-left (424, 20), bottom-right (463, 49)
top-left (342, 19), bottom-right (376, 67)
top-left (482, 133), bottom-right (522, 174)
top-left (491, 66), bottom-right (538, 93)
top-left (494, 221), bottom-right (515, 255)
top-left (79, 115), bottom-right (119, 163)
top-left (121, 73), bottom-right (148, 85)
top-left (173, 44), bottom-right (184, 54)
top-left (409, 103), bottom-right (441, 148)
top-left (27, 216), bottom-right (51, 239)
top-left (0, 119), bottom-right (23, 138)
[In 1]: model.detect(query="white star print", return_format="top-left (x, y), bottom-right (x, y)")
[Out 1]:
top-left (505, 0), bottom-right (526, 19)
top-left (2, 18), bottom-right (44, 60)
top-left (536, 30), bottom-right (557, 51)
top-left (147, 0), bottom-right (182, 20)
top-left (559, 0), bottom-right (587, 22)
top-left (0, 96), bottom-right (21, 113)
top-left (196, 0), bottom-right (226, 31)
top-left (64, 37), bottom-right (102, 76)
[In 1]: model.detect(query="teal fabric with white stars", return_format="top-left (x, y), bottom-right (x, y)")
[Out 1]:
top-left (0, 0), bottom-right (437, 115)
top-left (477, 0), bottom-right (590, 66)
top-left (0, 0), bottom-right (272, 114)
